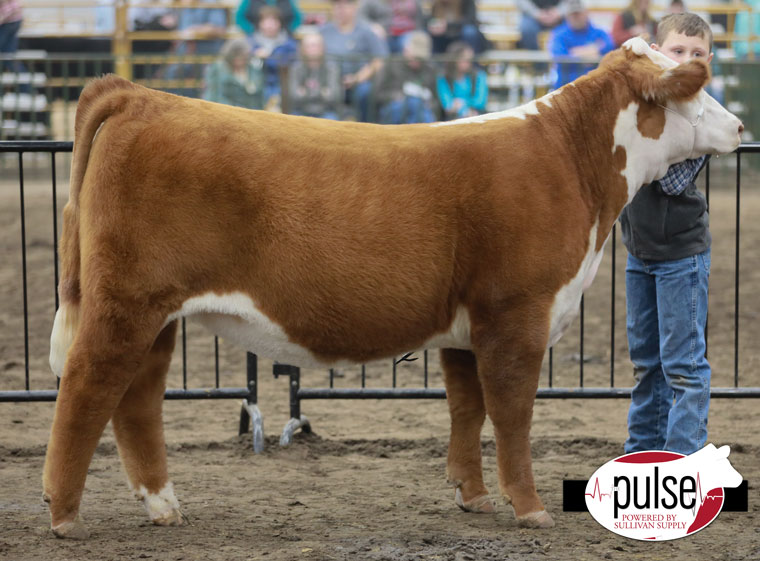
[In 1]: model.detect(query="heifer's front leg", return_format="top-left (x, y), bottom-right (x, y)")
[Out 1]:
top-left (112, 320), bottom-right (185, 527)
top-left (43, 309), bottom-right (163, 539)
top-left (441, 348), bottom-right (494, 513)
top-left (471, 309), bottom-right (555, 528)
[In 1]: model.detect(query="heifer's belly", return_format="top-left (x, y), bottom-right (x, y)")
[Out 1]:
top-left (165, 293), bottom-right (472, 368)
top-left (547, 223), bottom-right (607, 348)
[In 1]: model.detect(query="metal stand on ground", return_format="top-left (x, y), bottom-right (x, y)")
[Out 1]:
top-left (273, 363), bottom-right (311, 446)
top-left (238, 352), bottom-right (265, 453)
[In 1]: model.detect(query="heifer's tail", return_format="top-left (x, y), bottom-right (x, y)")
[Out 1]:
top-left (50, 74), bottom-right (138, 377)
top-left (68, 74), bottom-right (138, 205)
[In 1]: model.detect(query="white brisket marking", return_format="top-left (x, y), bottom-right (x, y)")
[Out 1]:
top-left (548, 221), bottom-right (606, 348)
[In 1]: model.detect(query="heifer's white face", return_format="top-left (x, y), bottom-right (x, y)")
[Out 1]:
top-left (616, 38), bottom-right (742, 197)
top-left (686, 89), bottom-right (743, 157)
top-left (630, 37), bottom-right (743, 159)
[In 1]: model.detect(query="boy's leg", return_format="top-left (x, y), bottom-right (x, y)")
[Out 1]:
top-left (655, 250), bottom-right (711, 455)
top-left (625, 254), bottom-right (671, 453)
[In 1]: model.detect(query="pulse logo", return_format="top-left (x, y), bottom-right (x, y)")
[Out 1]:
top-left (585, 444), bottom-right (743, 541)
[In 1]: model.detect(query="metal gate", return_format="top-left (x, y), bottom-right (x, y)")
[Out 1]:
top-left (2, 141), bottom-right (759, 451)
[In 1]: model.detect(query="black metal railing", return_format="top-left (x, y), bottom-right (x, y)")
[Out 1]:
top-left (2, 141), bottom-right (759, 451)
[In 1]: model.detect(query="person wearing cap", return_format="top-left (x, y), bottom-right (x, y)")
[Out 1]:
top-left (548, 0), bottom-right (614, 89)
top-left (320, 0), bottom-right (389, 121)
top-left (376, 30), bottom-right (438, 124)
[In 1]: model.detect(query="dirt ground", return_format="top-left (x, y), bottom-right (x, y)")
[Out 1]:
top-left (1, 157), bottom-right (759, 561)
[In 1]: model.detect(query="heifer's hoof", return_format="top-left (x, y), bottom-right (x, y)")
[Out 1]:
top-left (139, 483), bottom-right (185, 527)
top-left (151, 508), bottom-right (188, 527)
top-left (455, 488), bottom-right (495, 514)
top-left (51, 514), bottom-right (89, 540)
top-left (516, 509), bottom-right (555, 528)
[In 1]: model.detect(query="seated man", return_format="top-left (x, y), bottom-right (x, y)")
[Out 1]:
top-left (549, 0), bottom-right (615, 89)
top-left (517, 0), bottom-right (564, 50)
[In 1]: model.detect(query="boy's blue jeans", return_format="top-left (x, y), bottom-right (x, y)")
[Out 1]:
top-left (624, 250), bottom-right (711, 455)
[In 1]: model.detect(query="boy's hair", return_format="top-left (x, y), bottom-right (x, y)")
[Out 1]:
top-left (656, 13), bottom-right (713, 52)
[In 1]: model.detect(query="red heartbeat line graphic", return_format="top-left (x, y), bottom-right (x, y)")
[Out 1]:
top-left (584, 478), bottom-right (612, 502)
top-left (691, 472), bottom-right (722, 514)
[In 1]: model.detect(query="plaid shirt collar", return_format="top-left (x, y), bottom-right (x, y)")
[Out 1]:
top-left (657, 155), bottom-right (709, 196)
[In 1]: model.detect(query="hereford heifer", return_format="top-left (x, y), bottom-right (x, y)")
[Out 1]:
top-left (44, 37), bottom-right (742, 538)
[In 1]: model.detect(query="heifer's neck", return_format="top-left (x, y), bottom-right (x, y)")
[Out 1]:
top-left (542, 79), bottom-right (634, 250)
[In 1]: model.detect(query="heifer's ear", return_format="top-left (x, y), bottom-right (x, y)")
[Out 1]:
top-left (629, 57), bottom-right (710, 104)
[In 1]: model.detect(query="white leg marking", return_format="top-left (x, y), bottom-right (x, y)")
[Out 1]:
top-left (136, 482), bottom-right (183, 525)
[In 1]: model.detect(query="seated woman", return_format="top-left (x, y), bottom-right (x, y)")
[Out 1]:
top-left (202, 38), bottom-right (265, 110)
top-left (287, 32), bottom-right (343, 119)
top-left (426, 0), bottom-right (489, 54)
top-left (436, 41), bottom-right (488, 120)
top-left (611, 0), bottom-right (657, 47)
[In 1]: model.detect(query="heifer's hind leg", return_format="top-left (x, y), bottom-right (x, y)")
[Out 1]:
top-left (111, 320), bottom-right (185, 527)
top-left (43, 308), bottom-right (165, 539)
top-left (471, 308), bottom-right (554, 528)
top-left (441, 348), bottom-right (494, 513)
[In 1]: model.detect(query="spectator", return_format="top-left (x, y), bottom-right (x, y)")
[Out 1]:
top-left (358, 0), bottom-right (425, 53)
top-left (426, 0), bottom-right (489, 54)
top-left (611, 0), bottom-right (657, 47)
top-left (733, 0), bottom-right (760, 59)
top-left (162, 0), bottom-right (228, 97)
top-left (376, 30), bottom-right (437, 124)
top-left (287, 32), bottom-right (342, 119)
top-left (668, 0), bottom-right (686, 14)
top-left (236, 0), bottom-right (302, 35)
top-left (549, 0), bottom-right (614, 89)
top-left (249, 6), bottom-right (298, 106)
top-left (202, 38), bottom-right (265, 109)
top-left (0, 0), bottom-right (23, 73)
top-left (517, 0), bottom-right (563, 50)
top-left (436, 41), bottom-right (487, 119)
top-left (129, 6), bottom-right (177, 57)
top-left (320, 0), bottom-right (389, 121)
